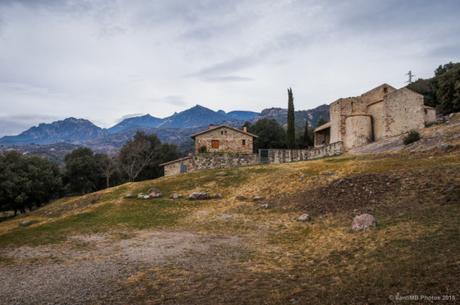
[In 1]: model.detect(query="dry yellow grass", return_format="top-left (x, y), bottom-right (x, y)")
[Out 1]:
top-left (0, 149), bottom-right (459, 304)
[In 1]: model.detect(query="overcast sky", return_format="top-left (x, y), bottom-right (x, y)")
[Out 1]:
top-left (0, 0), bottom-right (459, 136)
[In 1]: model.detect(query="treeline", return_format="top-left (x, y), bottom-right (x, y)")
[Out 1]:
top-left (0, 132), bottom-right (179, 215)
top-left (408, 61), bottom-right (460, 114)
top-left (244, 87), bottom-right (326, 151)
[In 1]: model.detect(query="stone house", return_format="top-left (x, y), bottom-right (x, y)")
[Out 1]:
top-left (314, 84), bottom-right (436, 150)
top-left (191, 125), bottom-right (257, 154)
top-left (161, 125), bottom-right (258, 176)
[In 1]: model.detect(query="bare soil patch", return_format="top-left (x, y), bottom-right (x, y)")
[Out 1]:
top-left (0, 231), bottom-right (245, 305)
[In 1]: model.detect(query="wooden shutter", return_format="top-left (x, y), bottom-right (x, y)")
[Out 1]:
top-left (211, 140), bottom-right (219, 149)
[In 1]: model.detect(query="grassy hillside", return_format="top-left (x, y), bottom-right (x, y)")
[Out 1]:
top-left (0, 150), bottom-right (459, 304)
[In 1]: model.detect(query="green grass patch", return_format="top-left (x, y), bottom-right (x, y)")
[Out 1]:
top-left (0, 198), bottom-right (204, 247)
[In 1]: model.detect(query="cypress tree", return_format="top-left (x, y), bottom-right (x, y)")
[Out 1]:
top-left (303, 119), bottom-right (313, 148)
top-left (287, 87), bottom-right (296, 148)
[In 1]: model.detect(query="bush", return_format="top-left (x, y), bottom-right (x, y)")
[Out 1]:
top-left (198, 145), bottom-right (207, 153)
top-left (0, 151), bottom-right (62, 215)
top-left (403, 130), bottom-right (421, 145)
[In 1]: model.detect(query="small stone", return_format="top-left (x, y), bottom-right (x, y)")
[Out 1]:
top-left (352, 214), bottom-right (377, 231)
top-left (235, 195), bottom-right (248, 201)
top-left (297, 213), bottom-right (311, 222)
top-left (260, 203), bottom-right (270, 209)
top-left (18, 220), bottom-right (35, 227)
top-left (212, 193), bottom-right (223, 199)
top-left (252, 195), bottom-right (264, 202)
top-left (438, 143), bottom-right (453, 151)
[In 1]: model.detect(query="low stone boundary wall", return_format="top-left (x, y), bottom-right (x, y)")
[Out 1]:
top-left (162, 142), bottom-right (344, 176)
top-left (259, 142), bottom-right (344, 164)
top-left (192, 153), bottom-right (258, 170)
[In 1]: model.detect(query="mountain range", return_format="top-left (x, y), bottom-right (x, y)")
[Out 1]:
top-left (0, 104), bottom-right (329, 156)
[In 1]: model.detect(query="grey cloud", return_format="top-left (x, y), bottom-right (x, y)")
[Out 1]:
top-left (0, 114), bottom-right (60, 137)
top-left (428, 43), bottom-right (460, 58)
top-left (0, 0), bottom-right (459, 132)
top-left (163, 95), bottom-right (187, 107)
top-left (202, 75), bottom-right (253, 83)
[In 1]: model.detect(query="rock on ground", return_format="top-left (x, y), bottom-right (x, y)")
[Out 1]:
top-left (352, 213), bottom-right (377, 231)
top-left (297, 214), bottom-right (311, 222)
top-left (188, 192), bottom-right (210, 200)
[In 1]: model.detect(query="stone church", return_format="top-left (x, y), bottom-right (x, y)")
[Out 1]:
top-left (314, 84), bottom-right (436, 150)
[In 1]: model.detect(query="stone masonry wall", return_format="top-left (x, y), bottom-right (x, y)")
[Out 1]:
top-left (192, 153), bottom-right (258, 170)
top-left (263, 142), bottom-right (344, 164)
top-left (163, 157), bottom-right (193, 176)
top-left (163, 142), bottom-right (344, 176)
top-left (194, 127), bottom-right (254, 154)
top-left (367, 101), bottom-right (384, 141)
top-left (383, 88), bottom-right (425, 137)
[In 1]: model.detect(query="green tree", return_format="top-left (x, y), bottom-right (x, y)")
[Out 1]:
top-left (435, 63), bottom-right (460, 114)
top-left (287, 87), bottom-right (296, 148)
top-left (0, 151), bottom-right (62, 215)
top-left (408, 78), bottom-right (437, 107)
top-left (64, 147), bottom-right (102, 194)
top-left (249, 119), bottom-right (286, 150)
top-left (408, 62), bottom-right (460, 114)
top-left (316, 116), bottom-right (327, 127)
top-left (301, 119), bottom-right (313, 148)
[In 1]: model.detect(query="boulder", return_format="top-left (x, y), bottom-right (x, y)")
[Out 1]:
top-left (18, 220), bottom-right (35, 227)
top-left (170, 193), bottom-right (183, 200)
top-left (297, 213), bottom-right (311, 222)
top-left (148, 191), bottom-right (162, 198)
top-left (260, 203), bottom-right (270, 209)
top-left (352, 214), bottom-right (377, 231)
top-left (188, 192), bottom-right (210, 200)
top-left (137, 193), bottom-right (150, 199)
top-left (252, 195), bottom-right (264, 202)
top-left (147, 187), bottom-right (162, 198)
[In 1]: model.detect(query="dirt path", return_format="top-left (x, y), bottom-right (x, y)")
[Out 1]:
top-left (0, 231), bottom-right (243, 305)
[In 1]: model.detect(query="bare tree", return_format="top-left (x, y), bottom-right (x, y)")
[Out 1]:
top-left (96, 154), bottom-right (117, 188)
top-left (119, 132), bottom-right (161, 182)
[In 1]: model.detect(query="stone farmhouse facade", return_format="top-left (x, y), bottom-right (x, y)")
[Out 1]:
top-left (161, 125), bottom-right (258, 176)
top-left (191, 125), bottom-right (257, 154)
top-left (314, 84), bottom-right (436, 150)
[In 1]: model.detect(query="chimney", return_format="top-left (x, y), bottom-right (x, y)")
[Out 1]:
top-left (243, 126), bottom-right (248, 133)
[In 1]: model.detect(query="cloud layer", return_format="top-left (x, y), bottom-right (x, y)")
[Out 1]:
top-left (0, 0), bottom-right (459, 136)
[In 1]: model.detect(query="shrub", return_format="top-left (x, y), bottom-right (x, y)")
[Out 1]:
top-left (198, 145), bottom-right (207, 153)
top-left (403, 130), bottom-right (421, 145)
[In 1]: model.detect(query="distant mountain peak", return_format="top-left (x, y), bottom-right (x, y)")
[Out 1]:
top-left (0, 117), bottom-right (104, 145)
top-left (107, 114), bottom-right (164, 134)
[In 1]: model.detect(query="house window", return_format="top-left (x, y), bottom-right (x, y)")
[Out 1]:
top-left (242, 139), bottom-right (246, 145)
top-left (211, 140), bottom-right (220, 149)
top-left (383, 87), bottom-right (388, 94)
top-left (221, 131), bottom-right (224, 135)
